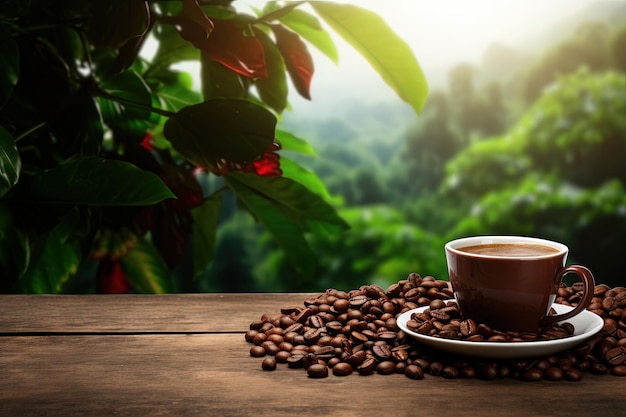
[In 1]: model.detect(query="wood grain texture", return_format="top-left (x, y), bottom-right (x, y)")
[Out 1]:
top-left (0, 293), bottom-right (316, 333)
top-left (0, 294), bottom-right (623, 417)
top-left (0, 334), bottom-right (620, 417)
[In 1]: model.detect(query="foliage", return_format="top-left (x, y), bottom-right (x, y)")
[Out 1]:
top-left (255, 205), bottom-right (448, 293)
top-left (0, 0), bottom-right (428, 293)
top-left (444, 70), bottom-right (626, 286)
top-left (443, 70), bottom-right (626, 201)
top-left (522, 20), bottom-right (614, 103)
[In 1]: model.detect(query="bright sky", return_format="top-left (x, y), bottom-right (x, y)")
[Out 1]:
top-left (360, 0), bottom-right (598, 65)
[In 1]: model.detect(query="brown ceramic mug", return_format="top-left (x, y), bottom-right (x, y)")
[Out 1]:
top-left (445, 236), bottom-right (595, 333)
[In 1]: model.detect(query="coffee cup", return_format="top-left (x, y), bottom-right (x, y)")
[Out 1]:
top-left (444, 236), bottom-right (595, 333)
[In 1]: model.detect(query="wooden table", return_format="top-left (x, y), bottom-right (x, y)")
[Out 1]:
top-left (0, 294), bottom-right (622, 417)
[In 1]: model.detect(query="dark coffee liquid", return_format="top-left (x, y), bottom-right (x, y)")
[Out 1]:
top-left (458, 243), bottom-right (559, 257)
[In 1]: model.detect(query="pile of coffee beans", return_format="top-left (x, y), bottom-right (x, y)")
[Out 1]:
top-left (245, 273), bottom-right (626, 382)
top-left (406, 300), bottom-right (575, 342)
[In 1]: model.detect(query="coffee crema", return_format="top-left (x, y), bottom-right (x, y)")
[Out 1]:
top-left (458, 243), bottom-right (559, 257)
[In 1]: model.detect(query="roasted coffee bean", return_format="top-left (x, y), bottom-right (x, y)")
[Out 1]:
top-left (307, 363), bottom-right (329, 378)
top-left (480, 364), bottom-right (498, 380)
top-left (429, 361), bottom-right (444, 376)
top-left (286, 354), bottom-right (305, 368)
top-left (522, 369), bottom-right (543, 382)
top-left (357, 357), bottom-right (378, 375)
top-left (442, 366), bottom-right (460, 379)
top-left (260, 341), bottom-right (280, 356)
top-left (605, 346), bottom-right (626, 366)
top-left (250, 345), bottom-right (266, 357)
top-left (391, 347), bottom-right (409, 362)
top-left (284, 323), bottom-right (303, 334)
top-left (460, 365), bottom-right (476, 378)
top-left (372, 344), bottom-right (392, 360)
top-left (378, 331), bottom-right (397, 343)
top-left (460, 319), bottom-right (478, 337)
top-left (349, 295), bottom-right (368, 308)
top-left (267, 333), bottom-right (284, 345)
top-left (429, 299), bottom-right (446, 310)
top-left (244, 330), bottom-right (258, 343)
top-left (308, 315), bottom-right (325, 328)
top-left (611, 365), bottom-right (626, 376)
top-left (303, 328), bottom-right (323, 344)
top-left (346, 350), bottom-right (366, 367)
top-left (561, 322), bottom-right (575, 335)
top-left (279, 315), bottom-right (296, 328)
top-left (261, 357), bottom-right (277, 371)
top-left (275, 350), bottom-right (291, 363)
top-left (333, 298), bottom-right (350, 312)
top-left (311, 345), bottom-right (335, 356)
top-left (529, 358), bottom-right (547, 370)
top-left (590, 363), bottom-right (609, 375)
top-left (332, 362), bottom-right (353, 376)
top-left (564, 368), bottom-right (583, 381)
top-left (294, 308), bottom-right (313, 324)
top-left (252, 332), bottom-right (267, 345)
top-left (415, 321), bottom-right (435, 335)
top-left (413, 358), bottom-right (431, 370)
top-left (544, 367), bottom-right (564, 381)
top-left (477, 323), bottom-right (493, 337)
top-left (327, 357), bottom-right (341, 368)
top-left (439, 329), bottom-right (459, 339)
top-left (376, 361), bottom-right (396, 375)
top-left (362, 329), bottom-right (378, 341)
top-left (403, 288), bottom-right (422, 303)
top-left (302, 353), bottom-right (319, 369)
top-left (386, 283), bottom-right (402, 297)
top-left (429, 309), bottom-right (450, 321)
top-left (405, 364), bottom-right (424, 380)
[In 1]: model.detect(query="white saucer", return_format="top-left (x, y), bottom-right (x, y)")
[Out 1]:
top-left (396, 302), bottom-right (604, 359)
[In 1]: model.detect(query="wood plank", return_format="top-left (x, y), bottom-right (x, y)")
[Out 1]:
top-left (0, 294), bottom-right (316, 334)
top-left (0, 333), bottom-right (621, 417)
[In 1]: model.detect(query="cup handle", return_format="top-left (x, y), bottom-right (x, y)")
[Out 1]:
top-left (539, 265), bottom-right (595, 328)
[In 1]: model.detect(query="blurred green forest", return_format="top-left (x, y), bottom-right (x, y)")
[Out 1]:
top-left (200, 6), bottom-right (626, 292)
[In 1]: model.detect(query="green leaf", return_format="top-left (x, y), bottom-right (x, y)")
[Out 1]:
top-left (121, 237), bottom-right (175, 293)
top-left (164, 98), bottom-right (276, 167)
top-left (226, 173), bottom-right (348, 234)
top-left (253, 29), bottom-right (289, 113)
top-left (87, 0), bottom-right (150, 49)
top-left (200, 53), bottom-right (249, 100)
top-left (25, 156), bottom-right (175, 206)
top-left (275, 129), bottom-right (317, 155)
top-left (98, 69), bottom-right (153, 136)
top-left (157, 71), bottom-right (204, 112)
top-left (0, 21), bottom-right (19, 109)
top-left (226, 176), bottom-right (316, 277)
top-left (280, 158), bottom-right (330, 200)
top-left (151, 22), bottom-right (200, 70)
top-left (0, 203), bottom-right (30, 288)
top-left (279, 8), bottom-right (339, 65)
top-left (0, 125), bottom-right (21, 198)
top-left (258, 1), bottom-right (304, 22)
top-left (192, 191), bottom-right (223, 278)
top-left (19, 214), bottom-right (80, 294)
top-left (310, 2), bottom-right (428, 114)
